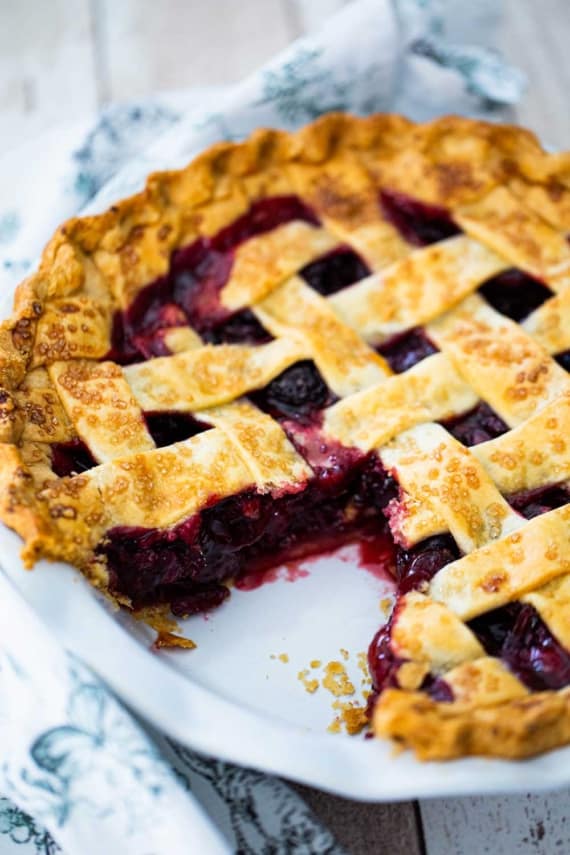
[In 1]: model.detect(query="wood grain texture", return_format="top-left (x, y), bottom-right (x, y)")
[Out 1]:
top-left (96, 0), bottom-right (295, 100)
top-left (499, 0), bottom-right (570, 149)
top-left (0, 0), bottom-right (99, 152)
top-left (421, 789), bottom-right (570, 854)
top-left (291, 782), bottom-right (425, 855)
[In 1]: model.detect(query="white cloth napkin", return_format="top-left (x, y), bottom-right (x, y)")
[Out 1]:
top-left (0, 2), bottom-right (524, 853)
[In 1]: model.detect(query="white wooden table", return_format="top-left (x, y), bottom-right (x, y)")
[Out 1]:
top-left (1, 1), bottom-right (570, 852)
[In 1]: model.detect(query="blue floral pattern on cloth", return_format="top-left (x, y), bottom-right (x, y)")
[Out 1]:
top-left (0, 1), bottom-right (524, 852)
top-left (72, 103), bottom-right (179, 203)
top-left (0, 581), bottom-right (343, 855)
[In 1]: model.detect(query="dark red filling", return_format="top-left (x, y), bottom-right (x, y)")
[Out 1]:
top-left (144, 412), bottom-right (211, 448)
top-left (380, 189), bottom-right (461, 246)
top-left (367, 614), bottom-right (454, 705)
top-left (479, 269), bottom-right (553, 322)
top-left (100, 451), bottom-right (397, 615)
top-left (395, 534), bottom-right (461, 595)
top-left (250, 360), bottom-right (337, 424)
top-left (51, 439), bottom-right (97, 477)
top-left (469, 603), bottom-right (570, 692)
top-left (367, 534), bottom-right (459, 703)
top-left (368, 482), bottom-right (570, 701)
top-left (442, 402), bottom-right (509, 447)
top-left (107, 195), bottom-right (319, 364)
top-left (202, 309), bottom-right (273, 345)
top-left (377, 328), bottom-right (438, 373)
top-left (509, 483), bottom-right (570, 520)
top-left (555, 350), bottom-right (570, 372)
top-left (108, 299), bottom-right (188, 365)
top-left (299, 247), bottom-right (370, 296)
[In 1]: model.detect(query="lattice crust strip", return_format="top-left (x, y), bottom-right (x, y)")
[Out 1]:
top-left (3, 113), bottom-right (570, 761)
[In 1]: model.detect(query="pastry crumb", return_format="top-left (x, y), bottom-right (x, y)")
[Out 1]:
top-left (357, 651), bottom-right (370, 680)
top-left (310, 659), bottom-right (321, 668)
top-left (332, 700), bottom-right (369, 735)
top-left (327, 717), bottom-right (342, 734)
top-left (278, 653), bottom-right (289, 663)
top-left (298, 669), bottom-right (319, 693)
top-left (379, 597), bottom-right (393, 615)
top-left (153, 631), bottom-right (197, 650)
top-left (322, 661), bottom-right (355, 697)
top-left (136, 605), bottom-right (179, 634)
top-left (340, 648), bottom-right (349, 661)
top-left (328, 701), bottom-right (368, 735)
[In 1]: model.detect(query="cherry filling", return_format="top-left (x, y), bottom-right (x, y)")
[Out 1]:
top-left (395, 534), bottom-right (460, 595)
top-left (367, 614), bottom-right (454, 705)
top-left (101, 452), bottom-right (398, 614)
top-left (51, 439), bottom-right (97, 477)
top-left (250, 360), bottom-right (337, 424)
top-left (107, 195), bottom-right (319, 363)
top-left (555, 350), bottom-right (570, 372)
top-left (442, 402), bottom-right (509, 447)
top-left (465, 485), bottom-right (570, 691)
top-left (368, 531), bottom-right (459, 701)
top-left (509, 484), bottom-right (570, 520)
top-left (108, 296), bottom-right (187, 365)
top-left (144, 412), bottom-right (211, 448)
top-left (380, 189), bottom-right (461, 246)
top-left (368, 616), bottom-right (404, 694)
top-left (202, 309), bottom-right (273, 345)
top-left (377, 328), bottom-right (438, 373)
top-left (470, 603), bottom-right (570, 692)
top-left (299, 247), bottom-right (370, 296)
top-left (479, 269), bottom-right (553, 322)
top-left (369, 484), bottom-right (570, 699)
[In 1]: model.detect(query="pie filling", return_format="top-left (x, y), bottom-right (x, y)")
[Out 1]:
top-left (100, 454), bottom-right (397, 616)
top-left (106, 195), bottom-right (370, 364)
top-left (56, 190), bottom-right (570, 715)
top-left (367, 484), bottom-right (570, 706)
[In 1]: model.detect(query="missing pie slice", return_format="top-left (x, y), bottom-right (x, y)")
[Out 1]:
top-left (3, 113), bottom-right (570, 760)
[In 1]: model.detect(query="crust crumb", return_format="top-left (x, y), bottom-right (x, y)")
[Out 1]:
top-left (327, 717), bottom-right (342, 734)
top-left (153, 631), bottom-right (197, 650)
top-left (135, 605), bottom-right (179, 634)
top-left (357, 651), bottom-right (372, 687)
top-left (322, 660), bottom-right (355, 697)
top-left (298, 669), bottom-right (319, 693)
top-left (328, 700), bottom-right (369, 735)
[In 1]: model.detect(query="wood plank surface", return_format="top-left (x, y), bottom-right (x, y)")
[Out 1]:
top-left (0, 0), bottom-right (99, 151)
top-left (292, 782), bottom-right (425, 855)
top-left (421, 789), bottom-right (570, 854)
top-left (96, 0), bottom-right (294, 99)
top-left (499, 0), bottom-right (570, 149)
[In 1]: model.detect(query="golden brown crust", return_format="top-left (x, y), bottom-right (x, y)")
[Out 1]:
top-left (3, 113), bottom-right (570, 762)
top-left (0, 114), bottom-right (565, 381)
top-left (373, 687), bottom-right (570, 760)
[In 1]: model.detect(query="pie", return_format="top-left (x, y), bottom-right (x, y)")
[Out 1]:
top-left (3, 113), bottom-right (570, 761)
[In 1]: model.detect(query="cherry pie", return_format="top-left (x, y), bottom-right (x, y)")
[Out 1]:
top-left (3, 113), bottom-right (570, 760)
